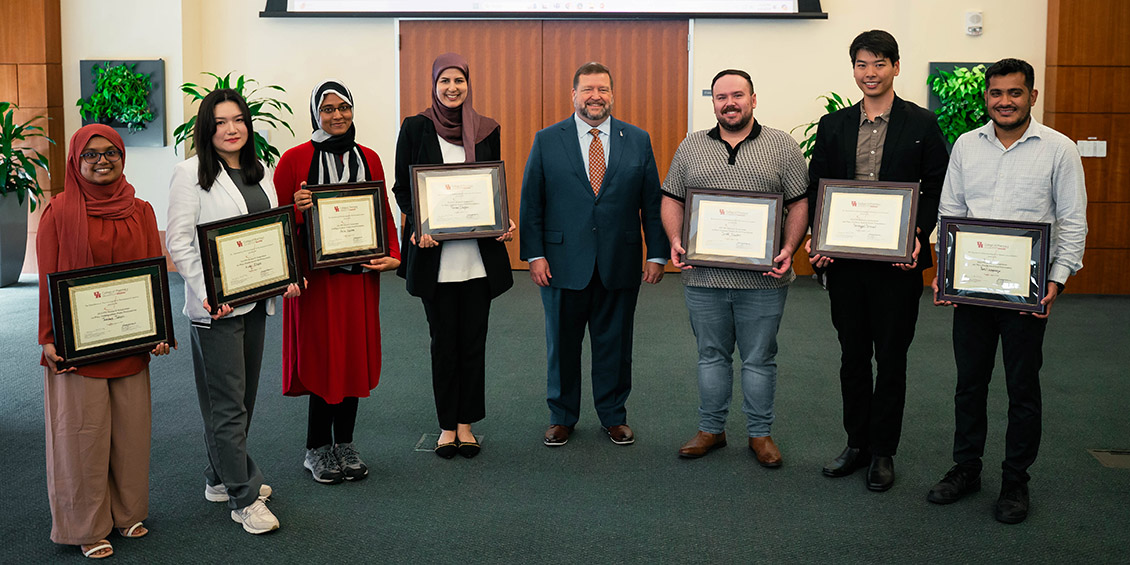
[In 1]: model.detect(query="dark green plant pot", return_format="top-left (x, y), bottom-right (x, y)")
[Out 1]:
top-left (0, 193), bottom-right (30, 287)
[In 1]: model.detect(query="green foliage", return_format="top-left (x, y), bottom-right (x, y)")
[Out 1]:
top-left (173, 72), bottom-right (294, 168)
top-left (791, 92), bottom-right (854, 160)
top-left (927, 65), bottom-right (987, 144)
top-left (0, 102), bottom-right (52, 212)
top-left (76, 62), bottom-right (156, 133)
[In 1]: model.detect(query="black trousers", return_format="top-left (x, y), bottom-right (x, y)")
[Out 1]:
top-left (826, 261), bottom-right (923, 456)
top-left (951, 305), bottom-right (1047, 484)
top-left (421, 278), bottom-right (491, 431)
top-left (306, 395), bottom-right (359, 449)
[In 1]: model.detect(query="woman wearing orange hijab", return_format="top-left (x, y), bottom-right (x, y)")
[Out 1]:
top-left (36, 124), bottom-right (171, 559)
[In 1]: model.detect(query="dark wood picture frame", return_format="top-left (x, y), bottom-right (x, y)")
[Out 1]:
top-left (681, 187), bottom-right (784, 271)
top-left (303, 181), bottom-right (389, 269)
top-left (410, 161), bottom-right (509, 241)
top-left (197, 206), bottom-right (300, 311)
top-left (811, 179), bottom-right (919, 263)
top-left (937, 216), bottom-right (1051, 313)
top-left (47, 256), bottom-right (174, 369)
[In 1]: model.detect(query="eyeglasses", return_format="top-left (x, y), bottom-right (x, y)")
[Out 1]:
top-left (319, 104), bottom-right (353, 115)
top-left (79, 149), bottom-right (122, 164)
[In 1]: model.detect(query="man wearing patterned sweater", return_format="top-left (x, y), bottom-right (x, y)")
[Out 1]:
top-left (660, 69), bottom-right (809, 466)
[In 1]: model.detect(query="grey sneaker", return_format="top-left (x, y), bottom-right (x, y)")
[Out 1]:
top-left (230, 499), bottom-right (279, 534)
top-left (334, 442), bottom-right (369, 481)
top-left (204, 482), bottom-right (273, 503)
top-left (303, 445), bottom-right (345, 484)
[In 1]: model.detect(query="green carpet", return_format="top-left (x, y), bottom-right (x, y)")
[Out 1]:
top-left (1, 271), bottom-right (1127, 563)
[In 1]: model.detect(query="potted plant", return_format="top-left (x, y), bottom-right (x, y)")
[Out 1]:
top-left (0, 102), bottom-right (52, 287)
top-left (173, 72), bottom-right (294, 167)
top-left (791, 92), bottom-right (854, 160)
top-left (76, 61), bottom-right (156, 133)
top-left (927, 64), bottom-right (987, 144)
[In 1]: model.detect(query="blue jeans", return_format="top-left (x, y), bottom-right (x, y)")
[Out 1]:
top-left (684, 285), bottom-right (788, 437)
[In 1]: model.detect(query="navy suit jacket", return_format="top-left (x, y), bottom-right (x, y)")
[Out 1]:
top-left (806, 95), bottom-right (949, 270)
top-left (519, 115), bottom-right (667, 291)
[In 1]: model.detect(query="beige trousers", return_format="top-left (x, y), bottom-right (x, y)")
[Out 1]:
top-left (44, 367), bottom-right (151, 545)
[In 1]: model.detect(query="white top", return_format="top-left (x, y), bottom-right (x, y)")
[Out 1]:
top-left (574, 113), bottom-right (611, 173)
top-left (436, 136), bottom-right (487, 283)
top-left (938, 119), bottom-right (1088, 284)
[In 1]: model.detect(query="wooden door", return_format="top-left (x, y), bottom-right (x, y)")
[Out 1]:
top-left (400, 20), bottom-right (689, 269)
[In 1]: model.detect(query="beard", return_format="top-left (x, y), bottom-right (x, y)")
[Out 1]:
top-left (579, 102), bottom-right (611, 122)
top-left (718, 108), bottom-right (753, 132)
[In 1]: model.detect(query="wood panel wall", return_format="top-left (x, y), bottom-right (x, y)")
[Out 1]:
top-left (0, 0), bottom-right (63, 275)
top-left (400, 20), bottom-right (689, 270)
top-left (1045, 0), bottom-right (1130, 294)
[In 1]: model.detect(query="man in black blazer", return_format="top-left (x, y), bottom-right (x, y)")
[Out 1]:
top-left (807, 30), bottom-right (949, 491)
top-left (520, 62), bottom-right (668, 447)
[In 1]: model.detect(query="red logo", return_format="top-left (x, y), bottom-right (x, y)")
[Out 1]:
top-left (94, 291), bottom-right (101, 298)
top-left (334, 206), bottom-right (340, 212)
top-left (851, 201), bottom-right (857, 207)
top-left (977, 241), bottom-right (984, 248)
top-left (445, 184), bottom-right (452, 190)
top-left (719, 209), bottom-right (725, 215)
top-left (237, 240), bottom-right (243, 247)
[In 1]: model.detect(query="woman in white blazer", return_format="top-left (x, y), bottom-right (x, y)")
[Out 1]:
top-left (166, 89), bottom-right (299, 535)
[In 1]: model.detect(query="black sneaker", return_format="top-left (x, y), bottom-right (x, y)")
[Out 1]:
top-left (927, 465), bottom-right (981, 504)
top-left (994, 480), bottom-right (1030, 524)
top-left (334, 442), bottom-right (369, 481)
top-left (303, 445), bottom-right (344, 484)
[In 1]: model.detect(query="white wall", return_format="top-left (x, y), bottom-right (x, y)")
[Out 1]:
top-left (60, 0), bottom-right (1048, 229)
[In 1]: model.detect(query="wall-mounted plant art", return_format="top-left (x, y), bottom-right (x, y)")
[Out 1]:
top-left (78, 59), bottom-right (166, 147)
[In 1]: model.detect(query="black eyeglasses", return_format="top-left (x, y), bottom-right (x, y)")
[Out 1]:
top-left (319, 104), bottom-right (353, 115)
top-left (79, 149), bottom-right (122, 164)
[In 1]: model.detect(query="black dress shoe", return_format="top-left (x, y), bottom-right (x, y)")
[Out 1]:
top-left (927, 465), bottom-right (981, 504)
top-left (822, 446), bottom-right (871, 478)
top-left (994, 480), bottom-right (1030, 524)
top-left (458, 439), bottom-right (481, 459)
top-left (867, 455), bottom-right (895, 492)
top-left (434, 441), bottom-right (458, 459)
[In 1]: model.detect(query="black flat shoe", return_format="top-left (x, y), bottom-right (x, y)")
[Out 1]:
top-left (822, 446), bottom-right (871, 478)
top-left (866, 455), bottom-right (895, 492)
top-left (434, 441), bottom-right (458, 459)
top-left (458, 439), bottom-right (481, 459)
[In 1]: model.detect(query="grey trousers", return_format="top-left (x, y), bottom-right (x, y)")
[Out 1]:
top-left (189, 305), bottom-right (267, 510)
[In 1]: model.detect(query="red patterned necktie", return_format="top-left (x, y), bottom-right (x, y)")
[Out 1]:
top-left (588, 128), bottom-right (605, 195)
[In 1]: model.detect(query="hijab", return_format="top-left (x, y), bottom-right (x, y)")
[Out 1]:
top-left (53, 124), bottom-right (137, 271)
top-left (308, 79), bottom-right (371, 185)
top-left (418, 53), bottom-right (499, 163)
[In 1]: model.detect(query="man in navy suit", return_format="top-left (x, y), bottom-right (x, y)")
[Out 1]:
top-left (520, 62), bottom-right (668, 447)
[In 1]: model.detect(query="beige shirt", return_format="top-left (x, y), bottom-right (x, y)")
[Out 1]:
top-left (854, 106), bottom-right (890, 181)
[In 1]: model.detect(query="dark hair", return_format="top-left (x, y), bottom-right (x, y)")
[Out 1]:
top-left (849, 30), bottom-right (900, 64)
top-left (710, 69), bottom-right (755, 94)
top-left (984, 58), bottom-right (1035, 91)
top-left (194, 88), bottom-right (264, 191)
top-left (573, 62), bottom-right (613, 90)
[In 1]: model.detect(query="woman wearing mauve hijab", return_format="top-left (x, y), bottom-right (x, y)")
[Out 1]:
top-left (393, 53), bottom-right (514, 459)
top-left (275, 79), bottom-right (400, 484)
top-left (36, 124), bottom-right (171, 559)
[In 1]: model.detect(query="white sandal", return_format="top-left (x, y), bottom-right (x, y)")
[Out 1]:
top-left (81, 540), bottom-right (113, 559)
top-left (118, 522), bottom-right (147, 538)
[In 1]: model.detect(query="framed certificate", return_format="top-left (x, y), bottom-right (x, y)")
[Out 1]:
top-left (47, 257), bottom-right (175, 369)
top-left (303, 181), bottom-right (389, 269)
top-left (197, 206), bottom-right (300, 310)
top-left (410, 161), bottom-right (509, 241)
top-left (937, 216), bottom-right (1051, 313)
top-left (811, 179), bottom-right (919, 263)
top-left (681, 188), bottom-right (783, 271)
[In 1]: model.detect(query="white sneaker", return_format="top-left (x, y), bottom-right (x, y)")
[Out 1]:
top-left (230, 499), bottom-right (279, 534)
top-left (205, 482), bottom-right (273, 503)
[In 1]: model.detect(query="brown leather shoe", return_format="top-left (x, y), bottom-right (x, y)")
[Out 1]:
top-left (543, 425), bottom-right (573, 447)
top-left (678, 431), bottom-right (727, 458)
top-left (749, 436), bottom-right (782, 468)
top-left (603, 424), bottom-right (635, 445)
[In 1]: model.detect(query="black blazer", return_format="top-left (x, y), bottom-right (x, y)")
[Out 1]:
top-left (392, 115), bottom-right (513, 300)
top-left (806, 95), bottom-right (949, 270)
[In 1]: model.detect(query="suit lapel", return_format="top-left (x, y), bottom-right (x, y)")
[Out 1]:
top-left (214, 163), bottom-right (249, 215)
top-left (598, 119), bottom-right (624, 200)
top-left (879, 97), bottom-right (908, 180)
top-left (421, 120), bottom-right (445, 164)
top-left (840, 104), bottom-right (862, 179)
top-left (558, 118), bottom-right (590, 196)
